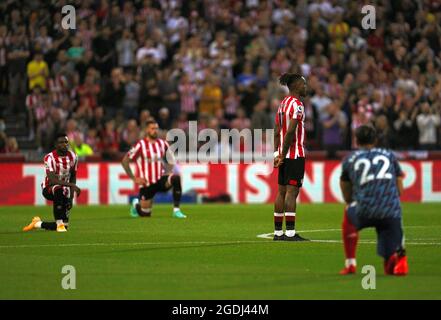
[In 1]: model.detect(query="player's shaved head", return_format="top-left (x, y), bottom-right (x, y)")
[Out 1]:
top-left (355, 125), bottom-right (377, 146)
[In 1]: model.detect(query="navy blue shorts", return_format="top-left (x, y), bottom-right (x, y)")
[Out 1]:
top-left (347, 204), bottom-right (404, 259)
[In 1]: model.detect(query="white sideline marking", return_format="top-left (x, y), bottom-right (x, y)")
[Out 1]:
top-left (1, 227), bottom-right (439, 249)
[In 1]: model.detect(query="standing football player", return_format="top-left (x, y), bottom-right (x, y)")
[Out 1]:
top-left (273, 73), bottom-right (308, 241)
top-left (339, 125), bottom-right (408, 275)
top-left (23, 133), bottom-right (81, 232)
top-left (121, 120), bottom-right (186, 218)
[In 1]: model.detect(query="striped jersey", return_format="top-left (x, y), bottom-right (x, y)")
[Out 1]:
top-left (127, 138), bottom-right (169, 186)
top-left (341, 148), bottom-right (403, 219)
top-left (42, 150), bottom-right (78, 195)
top-left (275, 95), bottom-right (306, 159)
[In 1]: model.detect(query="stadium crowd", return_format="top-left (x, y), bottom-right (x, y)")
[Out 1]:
top-left (0, 0), bottom-right (441, 158)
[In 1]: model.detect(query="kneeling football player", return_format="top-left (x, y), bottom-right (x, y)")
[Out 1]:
top-left (121, 120), bottom-right (186, 218)
top-left (23, 133), bottom-right (81, 232)
top-left (339, 125), bottom-right (408, 276)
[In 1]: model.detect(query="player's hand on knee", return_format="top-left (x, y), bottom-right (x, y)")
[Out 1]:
top-left (72, 185), bottom-right (81, 197)
top-left (134, 177), bottom-right (147, 185)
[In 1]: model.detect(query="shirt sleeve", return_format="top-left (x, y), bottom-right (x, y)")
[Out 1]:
top-left (127, 142), bottom-right (141, 161)
top-left (390, 152), bottom-right (404, 177)
top-left (291, 101), bottom-right (304, 120)
top-left (44, 155), bottom-right (55, 174)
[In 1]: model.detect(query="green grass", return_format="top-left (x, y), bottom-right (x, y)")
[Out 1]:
top-left (0, 203), bottom-right (440, 299)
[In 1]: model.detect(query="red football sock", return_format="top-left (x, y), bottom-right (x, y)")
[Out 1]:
top-left (342, 208), bottom-right (359, 262)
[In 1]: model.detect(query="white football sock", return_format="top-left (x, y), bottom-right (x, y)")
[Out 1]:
top-left (35, 221), bottom-right (42, 229)
top-left (274, 230), bottom-right (284, 237)
top-left (345, 259), bottom-right (357, 267)
top-left (173, 207), bottom-right (180, 213)
top-left (285, 230), bottom-right (296, 237)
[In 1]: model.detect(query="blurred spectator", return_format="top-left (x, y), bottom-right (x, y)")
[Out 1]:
top-left (101, 68), bottom-right (126, 118)
top-left (27, 51), bottom-right (49, 91)
top-left (311, 84), bottom-right (332, 121)
top-left (251, 100), bottom-right (272, 131)
top-left (157, 107), bottom-right (172, 130)
top-left (73, 134), bottom-right (94, 157)
top-left (223, 85), bottom-right (241, 121)
top-left (123, 70), bottom-right (140, 119)
top-left (120, 119), bottom-right (139, 152)
top-left (416, 102), bottom-right (441, 150)
top-left (7, 32), bottom-right (29, 111)
top-left (178, 74), bottom-right (198, 120)
top-left (5, 136), bottom-right (20, 153)
top-left (199, 75), bottom-right (222, 116)
top-left (321, 103), bottom-right (348, 158)
top-left (100, 119), bottom-right (120, 160)
top-left (85, 127), bottom-right (100, 152)
top-left (93, 26), bottom-right (115, 76)
top-left (158, 67), bottom-right (179, 118)
top-left (393, 109), bottom-right (418, 150)
top-left (0, 25), bottom-right (8, 94)
top-left (116, 29), bottom-right (137, 68)
top-left (375, 115), bottom-right (393, 149)
top-left (231, 108), bottom-right (251, 131)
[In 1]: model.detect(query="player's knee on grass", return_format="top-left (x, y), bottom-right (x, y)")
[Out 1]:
top-left (137, 200), bottom-right (152, 217)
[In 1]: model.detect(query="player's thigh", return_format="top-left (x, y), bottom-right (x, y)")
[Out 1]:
top-left (285, 158), bottom-right (305, 187)
top-left (277, 161), bottom-right (287, 186)
top-left (42, 187), bottom-right (54, 201)
top-left (160, 175), bottom-right (173, 191)
top-left (375, 218), bottom-right (403, 259)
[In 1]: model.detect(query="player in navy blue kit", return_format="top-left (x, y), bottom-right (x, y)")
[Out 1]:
top-left (339, 125), bottom-right (408, 276)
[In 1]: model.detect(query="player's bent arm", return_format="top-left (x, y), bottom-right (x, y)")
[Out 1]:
top-left (163, 148), bottom-right (176, 176)
top-left (281, 119), bottom-right (298, 158)
top-left (397, 176), bottom-right (404, 196)
top-left (339, 179), bottom-right (353, 204)
top-left (121, 154), bottom-right (135, 180)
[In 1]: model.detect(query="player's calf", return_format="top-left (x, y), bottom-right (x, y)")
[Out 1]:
top-left (170, 175), bottom-right (187, 218)
top-left (340, 207), bottom-right (358, 275)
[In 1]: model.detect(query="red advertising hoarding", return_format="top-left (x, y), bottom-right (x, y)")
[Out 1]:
top-left (0, 161), bottom-right (440, 205)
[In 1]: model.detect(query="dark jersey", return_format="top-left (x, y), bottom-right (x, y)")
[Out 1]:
top-left (341, 148), bottom-right (403, 219)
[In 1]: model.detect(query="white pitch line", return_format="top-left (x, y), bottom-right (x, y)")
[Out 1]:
top-left (0, 227), bottom-right (438, 249)
top-left (0, 239), bottom-right (440, 249)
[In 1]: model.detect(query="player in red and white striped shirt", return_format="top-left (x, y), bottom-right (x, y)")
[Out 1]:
top-left (273, 73), bottom-right (308, 241)
top-left (23, 133), bottom-right (81, 232)
top-left (121, 120), bottom-right (186, 218)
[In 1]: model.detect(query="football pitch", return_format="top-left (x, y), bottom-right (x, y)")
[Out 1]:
top-left (0, 203), bottom-right (440, 300)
